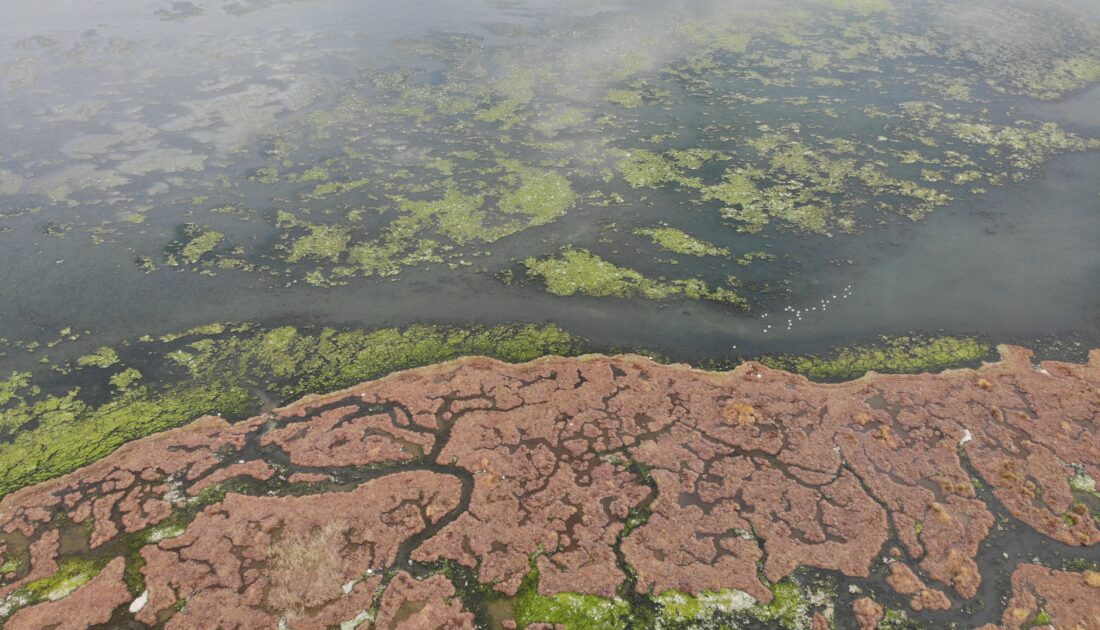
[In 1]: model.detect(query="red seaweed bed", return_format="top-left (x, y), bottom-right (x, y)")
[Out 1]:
top-left (0, 346), bottom-right (1098, 629)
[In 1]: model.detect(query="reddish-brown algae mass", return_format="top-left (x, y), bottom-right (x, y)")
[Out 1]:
top-left (0, 346), bottom-right (1097, 628)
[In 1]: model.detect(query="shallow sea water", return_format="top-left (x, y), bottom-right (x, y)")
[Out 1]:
top-left (1, 0), bottom-right (1098, 363)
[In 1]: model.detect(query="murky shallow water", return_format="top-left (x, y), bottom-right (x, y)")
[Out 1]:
top-left (2, 0), bottom-right (1098, 376)
top-left (2, 0), bottom-right (1099, 371)
top-left (4, 146), bottom-right (1100, 365)
top-left (3, 144), bottom-right (1099, 372)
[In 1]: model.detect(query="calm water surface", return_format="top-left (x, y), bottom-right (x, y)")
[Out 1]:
top-left (1, 0), bottom-right (1099, 370)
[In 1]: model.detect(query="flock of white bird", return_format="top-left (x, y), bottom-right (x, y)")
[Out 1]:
top-left (760, 284), bottom-right (854, 334)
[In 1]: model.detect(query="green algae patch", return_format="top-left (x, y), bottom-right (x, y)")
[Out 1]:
top-left (524, 248), bottom-right (746, 306)
top-left (513, 567), bottom-right (630, 630)
top-left (761, 335), bottom-right (992, 381)
top-left (304, 177), bottom-right (370, 200)
top-left (297, 166), bottom-right (330, 182)
top-left (401, 187), bottom-right (489, 246)
top-left (994, 51), bottom-right (1100, 100)
top-left (605, 88), bottom-right (644, 108)
top-left (616, 150), bottom-right (683, 189)
top-left (524, 248), bottom-right (677, 300)
top-left (0, 382), bottom-right (254, 499)
top-left (286, 223), bottom-right (352, 263)
top-left (748, 580), bottom-right (807, 628)
top-left (1034, 56), bottom-right (1100, 98)
top-left (75, 347), bottom-right (119, 369)
top-left (497, 165), bottom-right (576, 226)
top-left (0, 556), bottom-right (21, 574)
top-left (652, 579), bottom-right (819, 629)
top-left (398, 167), bottom-right (574, 245)
top-left (163, 322), bottom-right (577, 402)
top-left (614, 148), bottom-right (726, 191)
top-left (1069, 471), bottom-right (1099, 499)
top-left (108, 368), bottom-right (142, 391)
top-left (946, 119), bottom-right (1098, 170)
top-left (507, 566), bottom-right (819, 629)
top-left (173, 225), bottom-right (225, 265)
top-left (0, 322), bottom-right (578, 499)
top-left (635, 226), bottom-right (730, 258)
top-left (156, 323), bottom-right (234, 344)
top-left (22, 557), bottom-right (107, 602)
top-left (330, 166), bottom-right (574, 279)
top-left (654, 588), bottom-right (756, 624)
top-left (0, 373), bottom-right (34, 407)
top-left (879, 607), bottom-right (922, 629)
